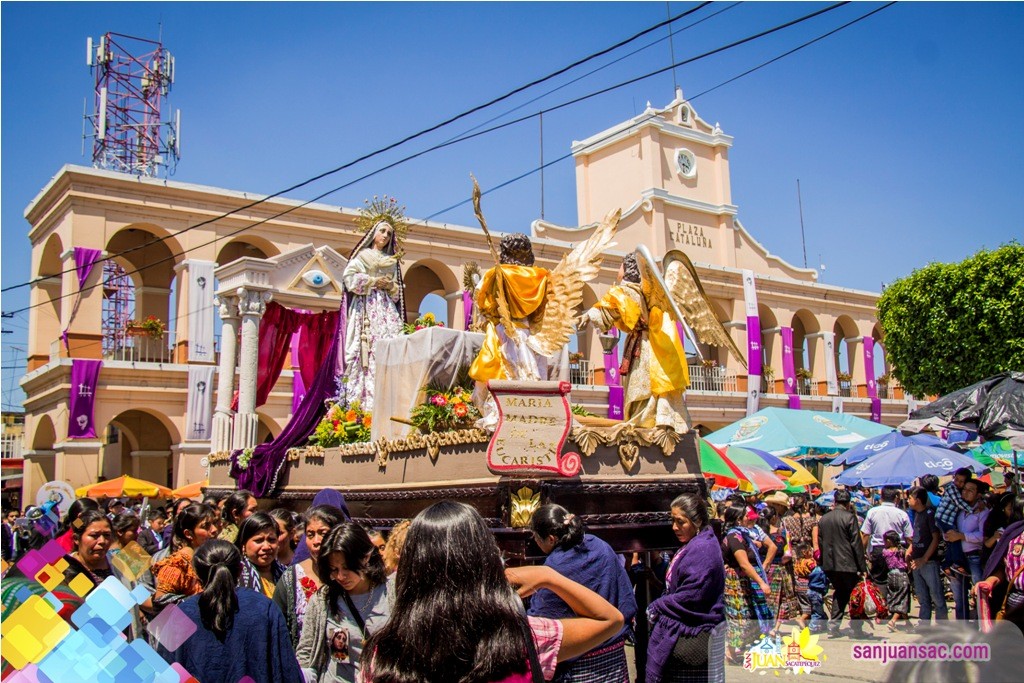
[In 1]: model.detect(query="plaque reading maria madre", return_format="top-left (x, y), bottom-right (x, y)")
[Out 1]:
top-left (486, 380), bottom-right (581, 477)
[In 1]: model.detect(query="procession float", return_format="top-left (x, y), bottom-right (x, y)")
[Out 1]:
top-left (208, 182), bottom-right (748, 558)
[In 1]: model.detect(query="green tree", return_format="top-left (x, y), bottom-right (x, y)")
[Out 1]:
top-left (877, 243), bottom-right (1024, 397)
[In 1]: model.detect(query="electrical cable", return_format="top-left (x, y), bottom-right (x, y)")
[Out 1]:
top-left (1, 2), bottom-right (713, 296)
top-left (6, 1), bottom-right (874, 317)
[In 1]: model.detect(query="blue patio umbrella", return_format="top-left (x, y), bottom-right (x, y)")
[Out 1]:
top-left (705, 407), bottom-right (892, 460)
top-left (830, 431), bottom-right (947, 467)
top-left (834, 443), bottom-right (989, 488)
top-left (814, 490), bottom-right (872, 515)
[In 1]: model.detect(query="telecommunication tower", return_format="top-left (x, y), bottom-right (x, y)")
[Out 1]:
top-left (84, 32), bottom-right (181, 177)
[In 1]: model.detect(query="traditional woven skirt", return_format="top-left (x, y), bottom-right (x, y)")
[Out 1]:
top-left (723, 567), bottom-right (774, 657)
top-left (886, 568), bottom-right (911, 616)
top-left (553, 637), bottom-right (629, 683)
top-left (768, 564), bottom-right (802, 624)
top-left (661, 624), bottom-right (727, 683)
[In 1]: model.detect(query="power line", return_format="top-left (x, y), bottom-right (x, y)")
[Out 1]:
top-left (7, 1), bottom-right (865, 317)
top-left (0, 2), bottom-right (713, 297)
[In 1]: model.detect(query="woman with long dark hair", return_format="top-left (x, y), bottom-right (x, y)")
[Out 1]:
top-left (296, 521), bottom-right (391, 682)
top-left (362, 501), bottom-right (623, 682)
top-left (235, 512), bottom-right (286, 598)
top-left (273, 504), bottom-right (346, 649)
top-left (977, 494), bottom-right (1024, 634)
top-left (161, 539), bottom-right (302, 683)
top-left (647, 493), bottom-right (726, 683)
top-left (528, 504), bottom-right (636, 682)
top-left (720, 501), bottom-right (774, 663)
top-left (151, 503), bottom-right (221, 607)
top-left (60, 509), bottom-right (115, 587)
top-left (218, 489), bottom-right (257, 543)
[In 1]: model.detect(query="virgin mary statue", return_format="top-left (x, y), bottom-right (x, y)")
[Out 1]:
top-left (338, 197), bottom-right (406, 411)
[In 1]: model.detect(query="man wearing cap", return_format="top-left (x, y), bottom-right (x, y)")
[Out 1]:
top-left (860, 487), bottom-right (912, 595)
top-left (105, 497), bottom-right (125, 520)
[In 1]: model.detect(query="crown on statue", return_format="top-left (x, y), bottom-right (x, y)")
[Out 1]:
top-left (356, 195), bottom-right (409, 246)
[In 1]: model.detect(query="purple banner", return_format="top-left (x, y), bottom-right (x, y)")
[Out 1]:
top-left (602, 328), bottom-right (623, 419)
top-left (870, 397), bottom-right (882, 423)
top-left (291, 322), bottom-right (305, 413)
top-left (73, 247), bottom-right (102, 289)
top-left (788, 394), bottom-right (802, 409)
top-left (781, 327), bottom-right (797, 396)
top-left (68, 359), bottom-right (102, 438)
top-left (863, 336), bottom-right (877, 399)
top-left (746, 315), bottom-right (762, 377)
top-left (462, 290), bottom-right (473, 330)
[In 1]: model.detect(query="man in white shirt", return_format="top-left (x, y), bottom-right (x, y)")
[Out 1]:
top-left (860, 487), bottom-right (913, 595)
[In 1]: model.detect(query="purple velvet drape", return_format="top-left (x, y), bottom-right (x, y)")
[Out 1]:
top-left (231, 302), bottom-right (338, 411)
top-left (230, 308), bottom-right (343, 497)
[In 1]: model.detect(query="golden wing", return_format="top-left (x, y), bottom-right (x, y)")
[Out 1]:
top-left (527, 209), bottom-right (621, 358)
top-left (662, 249), bottom-right (747, 369)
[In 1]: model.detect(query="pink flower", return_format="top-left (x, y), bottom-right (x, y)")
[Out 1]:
top-left (430, 394), bottom-right (448, 407)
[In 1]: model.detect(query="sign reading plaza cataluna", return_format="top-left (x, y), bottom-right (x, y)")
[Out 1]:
top-left (486, 380), bottom-right (581, 477)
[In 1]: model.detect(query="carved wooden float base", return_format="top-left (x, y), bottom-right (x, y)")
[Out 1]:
top-left (209, 426), bottom-right (707, 557)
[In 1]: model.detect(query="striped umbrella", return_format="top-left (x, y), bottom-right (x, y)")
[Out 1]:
top-left (780, 457), bottom-right (820, 491)
top-left (722, 446), bottom-right (788, 492)
top-left (698, 438), bottom-right (744, 490)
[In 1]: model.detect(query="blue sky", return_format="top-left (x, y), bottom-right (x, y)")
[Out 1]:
top-left (2, 2), bottom-right (1023, 409)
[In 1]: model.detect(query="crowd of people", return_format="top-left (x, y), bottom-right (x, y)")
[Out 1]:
top-left (2, 470), bottom-right (1023, 683)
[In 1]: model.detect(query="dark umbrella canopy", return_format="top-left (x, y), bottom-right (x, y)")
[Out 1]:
top-left (901, 371), bottom-right (1024, 449)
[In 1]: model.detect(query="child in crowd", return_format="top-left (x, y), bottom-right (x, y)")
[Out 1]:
top-left (882, 530), bottom-right (911, 631)
top-left (793, 542), bottom-right (828, 633)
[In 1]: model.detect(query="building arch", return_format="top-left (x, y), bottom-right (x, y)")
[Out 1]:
top-left (37, 233), bottom-right (65, 324)
top-left (31, 414), bottom-right (57, 451)
top-left (757, 304), bottom-right (779, 379)
top-left (105, 408), bottom-right (178, 487)
top-left (403, 259), bottom-right (460, 324)
top-left (790, 309), bottom-right (821, 374)
top-left (215, 235), bottom-right (280, 266)
top-left (832, 315), bottom-right (860, 378)
top-left (257, 413), bottom-right (281, 444)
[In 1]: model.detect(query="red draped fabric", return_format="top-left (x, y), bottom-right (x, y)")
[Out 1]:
top-left (231, 302), bottom-right (340, 411)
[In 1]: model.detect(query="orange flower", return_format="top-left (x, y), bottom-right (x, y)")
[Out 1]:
top-left (362, 415), bottom-right (372, 428)
top-left (345, 409), bottom-right (358, 422)
top-left (453, 402), bottom-right (468, 418)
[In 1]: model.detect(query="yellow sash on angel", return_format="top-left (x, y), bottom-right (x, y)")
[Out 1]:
top-left (592, 286), bottom-right (641, 335)
top-left (470, 265), bottom-right (550, 383)
top-left (647, 307), bottom-right (689, 395)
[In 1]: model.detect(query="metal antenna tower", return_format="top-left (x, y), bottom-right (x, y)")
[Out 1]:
top-left (84, 32), bottom-right (181, 177)
top-left (101, 261), bottom-right (135, 358)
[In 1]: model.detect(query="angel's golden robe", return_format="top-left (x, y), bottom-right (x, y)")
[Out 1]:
top-left (586, 282), bottom-right (690, 432)
top-left (469, 264), bottom-right (551, 383)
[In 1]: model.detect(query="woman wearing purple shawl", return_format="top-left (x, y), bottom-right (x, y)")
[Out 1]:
top-left (647, 493), bottom-right (726, 683)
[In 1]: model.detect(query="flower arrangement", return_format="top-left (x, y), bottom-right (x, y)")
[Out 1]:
top-left (403, 311), bottom-right (445, 335)
top-left (309, 401), bottom-right (372, 447)
top-left (795, 367), bottom-right (814, 381)
top-left (409, 385), bottom-right (480, 433)
top-left (876, 372), bottom-right (891, 386)
top-left (236, 447), bottom-right (254, 471)
top-left (127, 315), bottom-right (166, 339)
top-left (837, 371), bottom-right (853, 383)
top-left (570, 404), bottom-right (595, 417)
top-left (702, 359), bottom-right (719, 369)
top-left (568, 351), bottom-right (585, 364)
top-left (762, 365), bottom-right (776, 381)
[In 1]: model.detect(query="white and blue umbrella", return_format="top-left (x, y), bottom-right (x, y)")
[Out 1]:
top-left (834, 443), bottom-right (989, 488)
top-left (830, 431), bottom-right (947, 467)
top-left (814, 490), bottom-right (872, 515)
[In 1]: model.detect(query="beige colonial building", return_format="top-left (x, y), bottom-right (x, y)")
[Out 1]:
top-left (18, 92), bottom-right (913, 499)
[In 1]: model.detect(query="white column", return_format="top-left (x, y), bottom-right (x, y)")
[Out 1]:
top-left (210, 296), bottom-right (239, 454)
top-left (233, 287), bottom-right (271, 451)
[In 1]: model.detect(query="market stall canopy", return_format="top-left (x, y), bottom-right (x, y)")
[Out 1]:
top-left (75, 475), bottom-right (173, 499)
top-left (705, 407), bottom-right (892, 460)
top-left (833, 443), bottom-right (989, 488)
top-left (830, 431), bottom-right (947, 467)
top-left (170, 480), bottom-right (209, 500)
top-left (901, 372), bottom-right (1024, 449)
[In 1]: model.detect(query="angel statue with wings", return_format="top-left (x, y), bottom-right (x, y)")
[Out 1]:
top-left (466, 177), bottom-right (620, 430)
top-left (579, 246), bottom-right (746, 433)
